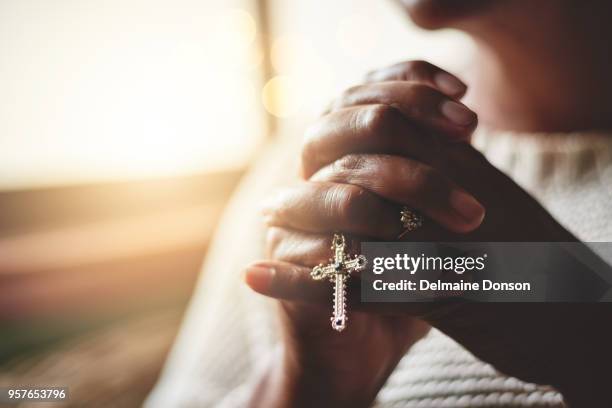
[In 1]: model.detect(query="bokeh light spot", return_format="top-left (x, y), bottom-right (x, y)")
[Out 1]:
top-left (262, 75), bottom-right (301, 118)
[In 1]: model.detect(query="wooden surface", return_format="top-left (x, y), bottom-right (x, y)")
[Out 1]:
top-left (0, 171), bottom-right (244, 407)
top-left (0, 308), bottom-right (183, 408)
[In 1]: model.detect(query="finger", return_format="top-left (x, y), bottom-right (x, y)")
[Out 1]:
top-left (266, 227), bottom-right (335, 267)
top-left (302, 104), bottom-right (438, 178)
top-left (331, 82), bottom-right (476, 138)
top-left (243, 260), bottom-right (367, 311)
top-left (244, 260), bottom-right (330, 303)
top-left (266, 225), bottom-right (456, 273)
top-left (365, 60), bottom-right (467, 98)
top-left (243, 260), bottom-right (454, 316)
top-left (243, 260), bottom-right (382, 315)
top-left (266, 227), bottom-right (363, 267)
top-left (261, 182), bottom-right (403, 240)
top-left (312, 154), bottom-right (485, 233)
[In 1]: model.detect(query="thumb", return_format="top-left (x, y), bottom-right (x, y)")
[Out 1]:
top-left (243, 261), bottom-right (329, 303)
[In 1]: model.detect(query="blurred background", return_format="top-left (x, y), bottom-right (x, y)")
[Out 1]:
top-left (0, 0), bottom-right (472, 405)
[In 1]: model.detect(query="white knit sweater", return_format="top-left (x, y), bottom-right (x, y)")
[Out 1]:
top-left (146, 129), bottom-right (612, 408)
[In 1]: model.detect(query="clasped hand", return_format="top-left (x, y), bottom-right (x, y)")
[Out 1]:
top-left (244, 61), bottom-right (600, 408)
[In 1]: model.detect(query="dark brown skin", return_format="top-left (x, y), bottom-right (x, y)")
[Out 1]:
top-left (244, 1), bottom-right (612, 407)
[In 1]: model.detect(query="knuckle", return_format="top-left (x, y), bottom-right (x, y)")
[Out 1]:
top-left (329, 184), bottom-right (369, 225)
top-left (263, 187), bottom-right (301, 227)
top-left (401, 60), bottom-right (432, 79)
top-left (408, 165), bottom-right (443, 196)
top-left (357, 104), bottom-right (398, 135)
top-left (379, 155), bottom-right (403, 181)
top-left (285, 265), bottom-right (308, 291)
top-left (313, 238), bottom-right (334, 265)
top-left (406, 82), bottom-right (437, 100)
top-left (367, 60), bottom-right (434, 83)
top-left (339, 84), bottom-right (365, 105)
top-left (333, 154), bottom-right (366, 174)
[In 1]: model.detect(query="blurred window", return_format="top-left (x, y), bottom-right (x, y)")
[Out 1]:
top-left (0, 0), bottom-right (266, 189)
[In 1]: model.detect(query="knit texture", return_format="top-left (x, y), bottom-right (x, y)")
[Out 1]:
top-left (146, 129), bottom-right (612, 407)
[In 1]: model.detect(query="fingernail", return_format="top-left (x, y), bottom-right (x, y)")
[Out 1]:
top-left (449, 190), bottom-right (485, 225)
top-left (440, 100), bottom-right (476, 126)
top-left (434, 72), bottom-right (466, 96)
top-left (244, 265), bottom-right (275, 293)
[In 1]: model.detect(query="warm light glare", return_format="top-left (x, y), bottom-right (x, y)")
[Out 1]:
top-left (336, 14), bottom-right (380, 58)
top-left (271, 35), bottom-right (317, 74)
top-left (0, 1), bottom-right (264, 188)
top-left (262, 76), bottom-right (302, 118)
top-left (212, 8), bottom-right (257, 50)
top-left (0, 0), bottom-right (475, 188)
top-left (269, 35), bottom-right (335, 117)
top-left (209, 8), bottom-right (263, 70)
top-left (265, 2), bottom-right (474, 120)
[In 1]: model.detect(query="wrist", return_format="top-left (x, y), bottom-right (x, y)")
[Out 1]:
top-left (277, 344), bottom-right (379, 408)
top-left (248, 345), bottom-right (375, 408)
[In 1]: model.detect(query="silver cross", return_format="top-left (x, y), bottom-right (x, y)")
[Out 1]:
top-left (311, 233), bottom-right (367, 332)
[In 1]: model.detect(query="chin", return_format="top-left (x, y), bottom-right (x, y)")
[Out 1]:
top-left (398, 0), bottom-right (498, 30)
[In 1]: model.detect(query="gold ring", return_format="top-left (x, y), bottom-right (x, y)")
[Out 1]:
top-left (400, 207), bottom-right (424, 232)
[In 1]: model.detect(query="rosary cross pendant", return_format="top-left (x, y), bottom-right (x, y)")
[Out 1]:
top-left (311, 234), bottom-right (367, 332)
